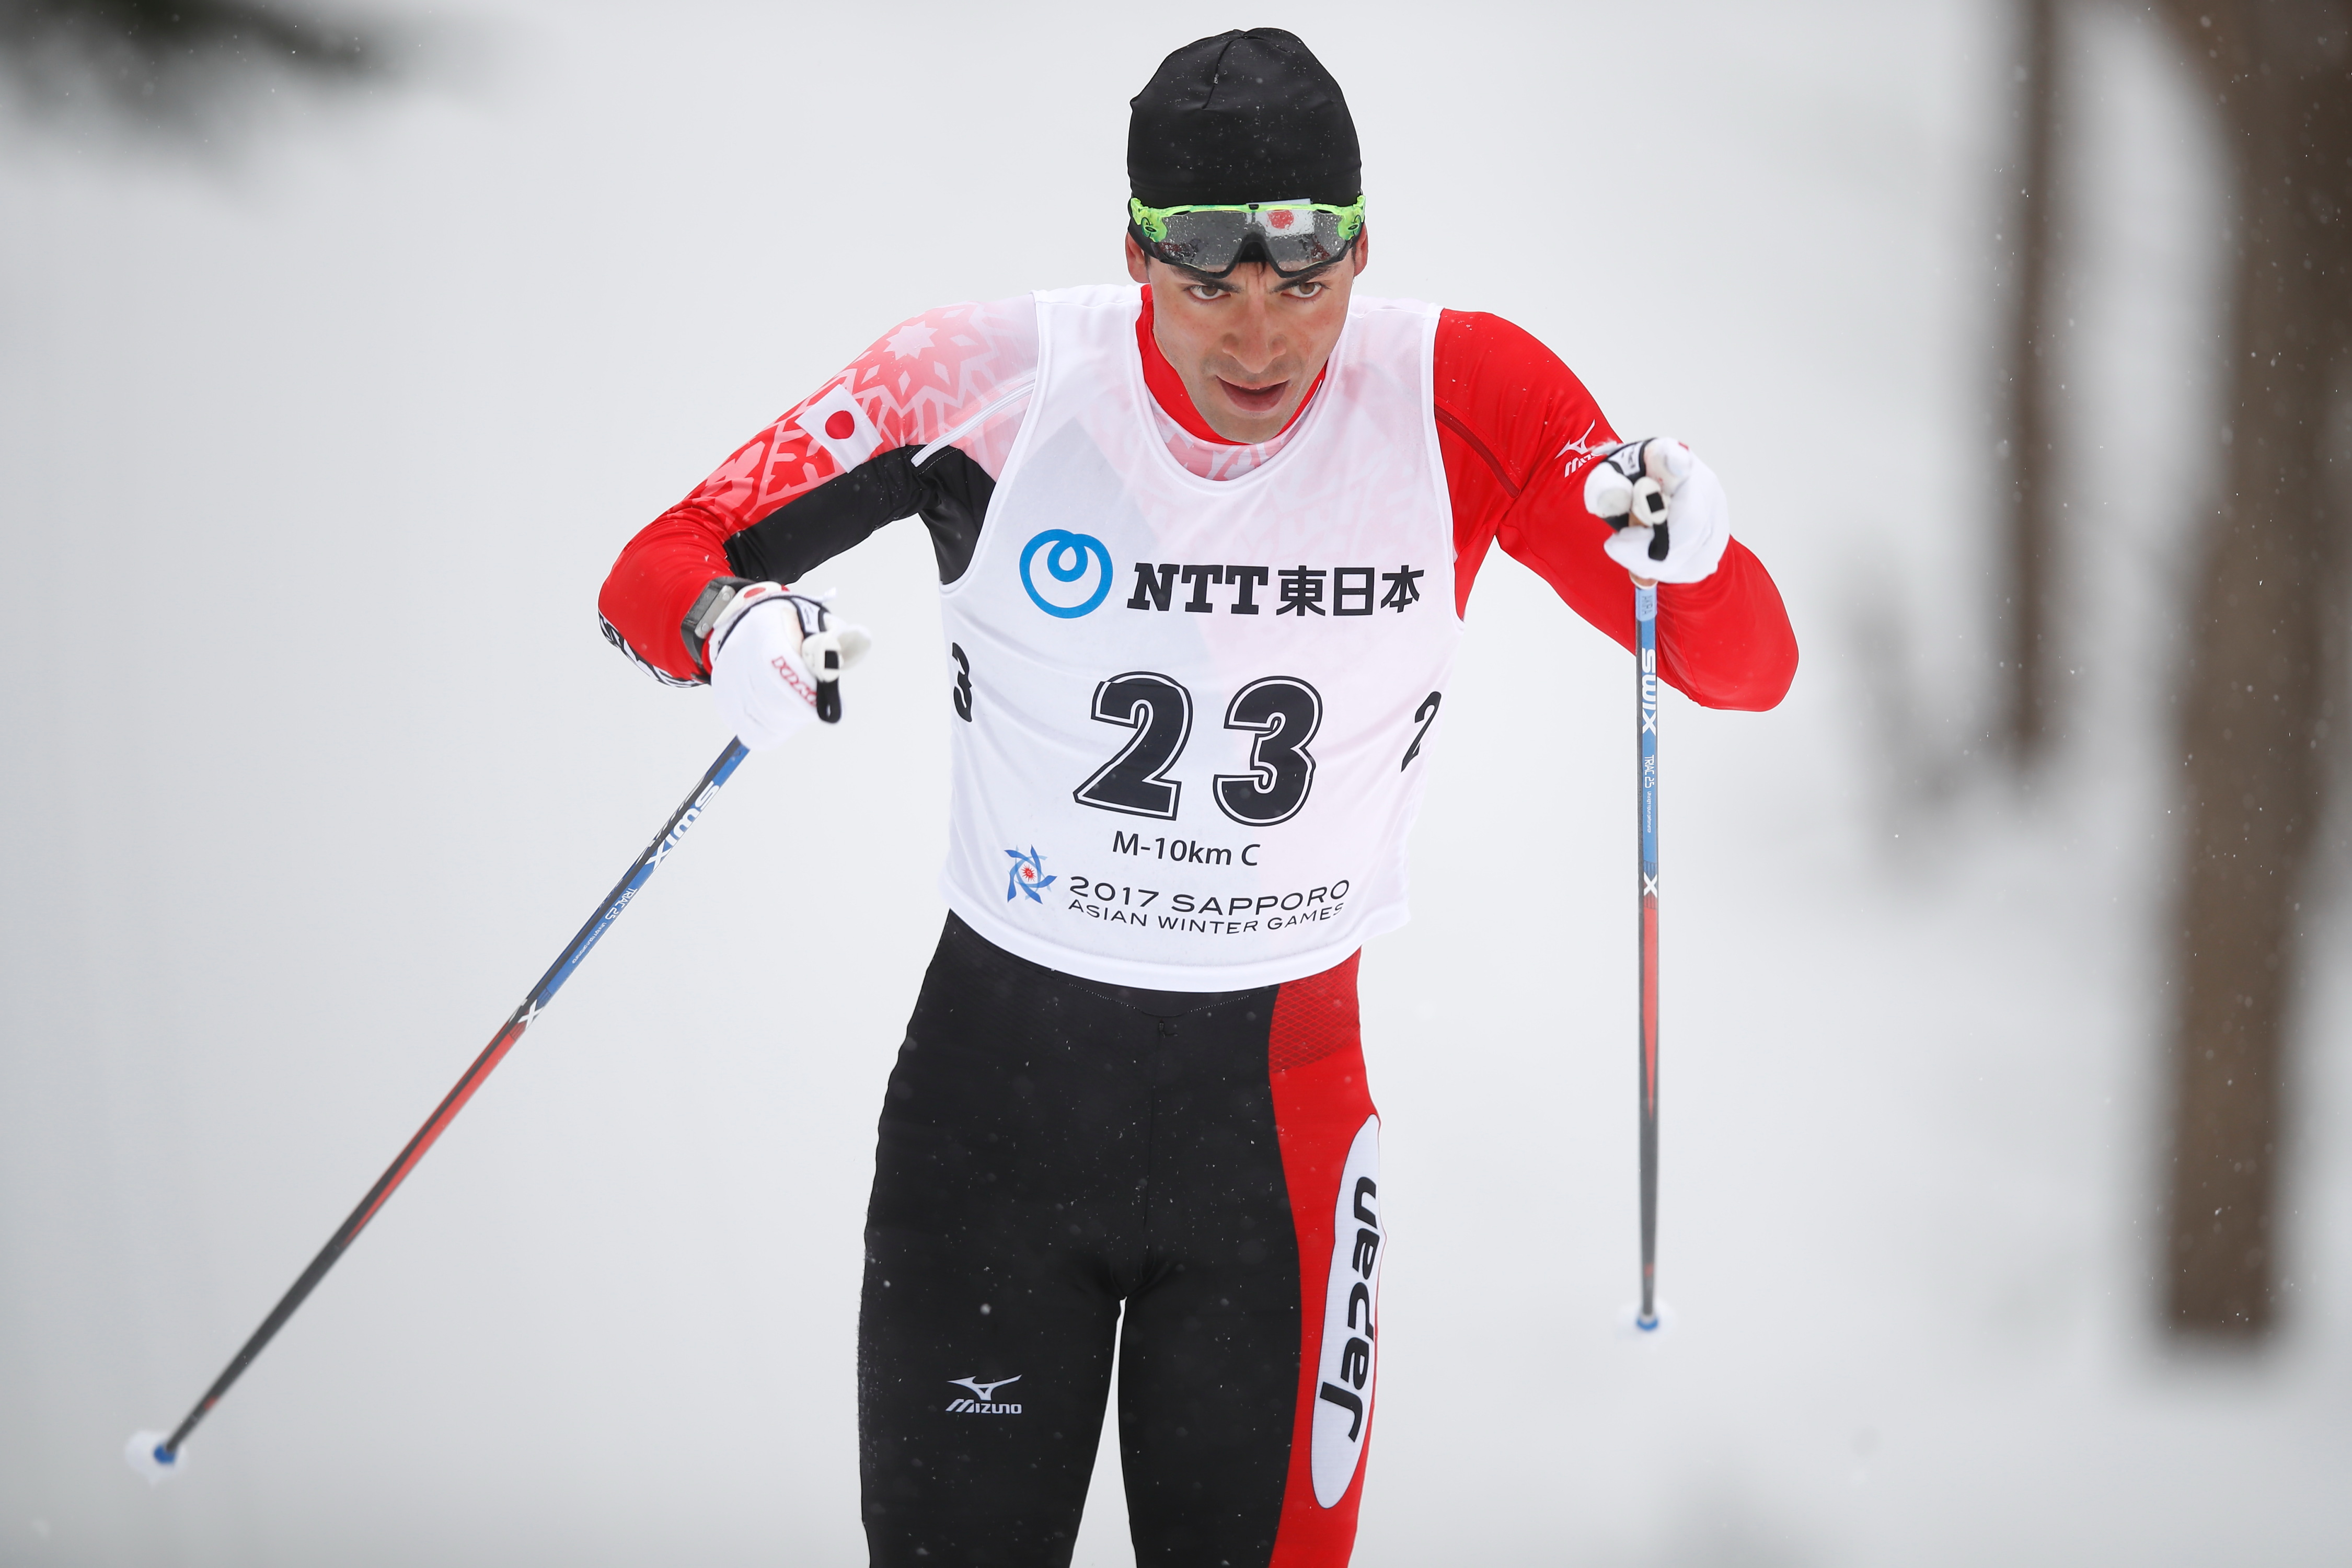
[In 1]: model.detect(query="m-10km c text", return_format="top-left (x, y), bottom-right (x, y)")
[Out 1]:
top-left (1111, 829), bottom-right (1262, 866)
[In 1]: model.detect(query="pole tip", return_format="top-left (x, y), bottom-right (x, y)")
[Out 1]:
top-left (123, 1429), bottom-right (180, 1486)
top-left (1615, 1300), bottom-right (1678, 1341)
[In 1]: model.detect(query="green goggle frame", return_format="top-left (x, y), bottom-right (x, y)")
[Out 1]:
top-left (1127, 195), bottom-right (1367, 278)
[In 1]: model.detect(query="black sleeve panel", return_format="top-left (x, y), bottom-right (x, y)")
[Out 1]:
top-left (913, 445), bottom-right (992, 585)
top-left (723, 444), bottom-right (996, 587)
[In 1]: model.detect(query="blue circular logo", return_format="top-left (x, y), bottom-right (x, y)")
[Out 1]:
top-left (1018, 529), bottom-right (1114, 619)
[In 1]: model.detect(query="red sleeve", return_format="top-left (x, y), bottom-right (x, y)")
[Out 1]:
top-left (1434, 310), bottom-right (1797, 712)
top-left (596, 301), bottom-right (1037, 685)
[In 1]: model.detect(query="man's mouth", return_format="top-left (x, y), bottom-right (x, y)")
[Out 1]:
top-left (1216, 377), bottom-right (1289, 416)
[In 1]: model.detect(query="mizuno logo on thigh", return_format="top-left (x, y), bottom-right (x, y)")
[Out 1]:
top-left (944, 1375), bottom-right (1023, 1414)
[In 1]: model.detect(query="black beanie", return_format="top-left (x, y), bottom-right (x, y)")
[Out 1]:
top-left (1127, 29), bottom-right (1360, 209)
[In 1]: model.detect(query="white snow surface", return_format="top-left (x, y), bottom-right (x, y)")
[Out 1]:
top-left (2, 2), bottom-right (2347, 1563)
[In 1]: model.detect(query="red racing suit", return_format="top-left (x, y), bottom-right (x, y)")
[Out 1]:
top-left (595, 288), bottom-right (1795, 1568)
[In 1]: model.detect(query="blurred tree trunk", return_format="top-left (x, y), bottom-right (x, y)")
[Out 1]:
top-left (2000, 0), bottom-right (2063, 759)
top-left (2153, 0), bottom-right (2352, 1336)
top-left (0, 0), bottom-right (383, 123)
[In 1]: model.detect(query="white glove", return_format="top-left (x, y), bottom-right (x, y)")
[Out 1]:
top-left (707, 582), bottom-right (872, 751)
top-left (1581, 437), bottom-right (1731, 585)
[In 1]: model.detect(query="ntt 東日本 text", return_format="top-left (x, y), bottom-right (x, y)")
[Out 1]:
top-left (1125, 563), bottom-right (1425, 616)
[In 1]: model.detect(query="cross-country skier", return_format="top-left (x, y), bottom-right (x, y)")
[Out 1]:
top-left (598, 28), bottom-right (1794, 1567)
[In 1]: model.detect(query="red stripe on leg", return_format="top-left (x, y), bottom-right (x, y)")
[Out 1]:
top-left (1266, 953), bottom-right (1378, 1568)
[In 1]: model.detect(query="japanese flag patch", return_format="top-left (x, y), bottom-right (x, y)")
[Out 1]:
top-left (793, 380), bottom-right (884, 472)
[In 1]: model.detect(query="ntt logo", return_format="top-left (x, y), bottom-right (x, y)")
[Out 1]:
top-left (1019, 529), bottom-right (1113, 619)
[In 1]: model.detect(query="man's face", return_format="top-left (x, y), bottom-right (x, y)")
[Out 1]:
top-left (1124, 230), bottom-right (1369, 444)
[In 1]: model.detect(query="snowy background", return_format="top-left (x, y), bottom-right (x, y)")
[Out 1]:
top-left (3, 1), bottom-right (2347, 1563)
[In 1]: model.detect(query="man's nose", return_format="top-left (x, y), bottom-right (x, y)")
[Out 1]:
top-left (1224, 294), bottom-right (1283, 377)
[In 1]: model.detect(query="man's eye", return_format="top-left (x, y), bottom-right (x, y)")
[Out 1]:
top-left (1186, 284), bottom-right (1224, 302)
top-left (1287, 281), bottom-right (1327, 300)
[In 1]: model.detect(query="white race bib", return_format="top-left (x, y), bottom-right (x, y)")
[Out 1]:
top-left (938, 286), bottom-right (1461, 990)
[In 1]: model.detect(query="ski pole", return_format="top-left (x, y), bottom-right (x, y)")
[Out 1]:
top-left (126, 737), bottom-right (752, 1482)
top-left (1584, 439), bottom-right (1674, 1336)
top-left (1633, 580), bottom-right (1663, 1332)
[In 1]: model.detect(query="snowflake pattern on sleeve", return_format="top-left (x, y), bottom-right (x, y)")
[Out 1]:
top-left (679, 297), bottom-right (1040, 532)
top-left (596, 298), bottom-right (1040, 684)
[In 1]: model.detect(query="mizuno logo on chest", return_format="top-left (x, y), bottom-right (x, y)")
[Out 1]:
top-left (1125, 563), bottom-right (1426, 617)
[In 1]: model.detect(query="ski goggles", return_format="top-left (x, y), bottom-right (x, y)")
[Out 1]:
top-left (1127, 195), bottom-right (1366, 278)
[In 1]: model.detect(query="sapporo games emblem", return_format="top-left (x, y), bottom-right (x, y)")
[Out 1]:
top-left (1006, 846), bottom-right (1056, 903)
